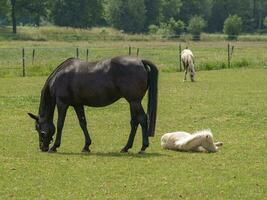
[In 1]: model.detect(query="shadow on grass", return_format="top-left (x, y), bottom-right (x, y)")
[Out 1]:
top-left (55, 151), bottom-right (169, 158)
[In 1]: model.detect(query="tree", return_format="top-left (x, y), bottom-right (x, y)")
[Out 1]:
top-left (10, 0), bottom-right (16, 33)
top-left (105, 0), bottom-right (146, 33)
top-left (188, 16), bottom-right (206, 41)
top-left (53, 0), bottom-right (104, 28)
top-left (144, 0), bottom-right (161, 29)
top-left (160, 0), bottom-right (182, 22)
top-left (180, 0), bottom-right (213, 24)
top-left (223, 15), bottom-right (242, 40)
top-left (16, 0), bottom-right (50, 26)
top-left (168, 18), bottom-right (185, 36)
top-left (0, 0), bottom-right (9, 25)
top-left (264, 16), bottom-right (267, 28)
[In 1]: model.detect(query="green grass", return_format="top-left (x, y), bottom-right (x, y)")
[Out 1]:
top-left (1, 40), bottom-right (267, 77)
top-left (0, 69), bottom-right (267, 199)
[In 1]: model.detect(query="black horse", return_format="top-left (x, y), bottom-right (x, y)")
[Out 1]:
top-left (28, 56), bottom-right (158, 153)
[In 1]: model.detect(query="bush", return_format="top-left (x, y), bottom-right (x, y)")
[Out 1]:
top-left (168, 18), bottom-right (185, 37)
top-left (187, 16), bottom-right (206, 41)
top-left (149, 19), bottom-right (185, 39)
top-left (223, 15), bottom-right (242, 40)
top-left (264, 17), bottom-right (267, 28)
top-left (148, 25), bottom-right (159, 34)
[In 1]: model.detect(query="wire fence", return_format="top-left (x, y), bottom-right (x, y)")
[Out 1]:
top-left (0, 41), bottom-right (267, 77)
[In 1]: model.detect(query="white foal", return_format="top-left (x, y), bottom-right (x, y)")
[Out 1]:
top-left (161, 129), bottom-right (223, 153)
top-left (181, 49), bottom-right (196, 82)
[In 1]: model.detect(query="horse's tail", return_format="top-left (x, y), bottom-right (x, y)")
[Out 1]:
top-left (142, 60), bottom-right (158, 137)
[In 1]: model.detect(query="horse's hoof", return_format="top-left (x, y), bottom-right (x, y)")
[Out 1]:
top-left (48, 148), bottom-right (57, 153)
top-left (138, 150), bottom-right (146, 155)
top-left (120, 148), bottom-right (128, 153)
top-left (81, 148), bottom-right (90, 153)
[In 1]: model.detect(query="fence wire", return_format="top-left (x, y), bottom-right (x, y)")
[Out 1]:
top-left (0, 41), bottom-right (267, 77)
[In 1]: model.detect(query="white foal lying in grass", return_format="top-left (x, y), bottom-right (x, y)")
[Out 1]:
top-left (161, 129), bottom-right (223, 153)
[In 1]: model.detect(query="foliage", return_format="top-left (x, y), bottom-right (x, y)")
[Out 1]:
top-left (168, 18), bottom-right (185, 36)
top-left (105, 0), bottom-right (146, 33)
top-left (223, 15), bottom-right (242, 40)
top-left (52, 0), bottom-right (104, 28)
top-left (188, 16), bottom-right (206, 41)
top-left (264, 16), bottom-right (267, 28)
top-left (1, 0), bottom-right (267, 35)
top-left (160, 0), bottom-right (182, 22)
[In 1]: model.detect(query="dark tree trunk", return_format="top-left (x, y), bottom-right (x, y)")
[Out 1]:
top-left (11, 0), bottom-right (16, 34)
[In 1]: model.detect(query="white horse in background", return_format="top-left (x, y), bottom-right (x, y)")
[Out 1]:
top-left (161, 129), bottom-right (223, 153)
top-left (181, 49), bottom-right (196, 82)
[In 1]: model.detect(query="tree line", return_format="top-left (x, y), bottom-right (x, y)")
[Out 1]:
top-left (1, 0), bottom-right (267, 35)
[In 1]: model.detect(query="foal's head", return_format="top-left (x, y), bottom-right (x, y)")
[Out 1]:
top-left (201, 132), bottom-right (218, 152)
top-left (28, 113), bottom-right (55, 152)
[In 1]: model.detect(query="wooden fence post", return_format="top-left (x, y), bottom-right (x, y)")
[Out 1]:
top-left (228, 43), bottom-right (230, 68)
top-left (136, 48), bottom-right (139, 57)
top-left (129, 46), bottom-right (131, 55)
top-left (32, 49), bottom-right (35, 65)
top-left (86, 49), bottom-right (89, 61)
top-left (76, 48), bottom-right (79, 58)
top-left (179, 43), bottom-right (182, 72)
top-left (22, 48), bottom-right (25, 77)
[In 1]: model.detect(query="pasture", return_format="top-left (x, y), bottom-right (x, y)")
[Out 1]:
top-left (0, 63), bottom-right (267, 199)
top-left (1, 40), bottom-right (267, 77)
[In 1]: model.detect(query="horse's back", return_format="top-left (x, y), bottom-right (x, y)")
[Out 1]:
top-left (49, 56), bottom-right (148, 106)
top-left (110, 56), bottom-right (148, 101)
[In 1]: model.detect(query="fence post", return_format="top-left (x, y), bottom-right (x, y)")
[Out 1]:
top-left (228, 43), bottom-right (230, 68)
top-left (179, 43), bottom-right (182, 72)
top-left (129, 46), bottom-right (131, 55)
top-left (76, 48), bottom-right (79, 58)
top-left (32, 49), bottom-right (35, 65)
top-left (86, 49), bottom-right (89, 61)
top-left (136, 48), bottom-right (139, 57)
top-left (22, 48), bottom-right (25, 77)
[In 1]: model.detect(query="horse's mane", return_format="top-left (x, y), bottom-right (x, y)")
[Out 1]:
top-left (43, 57), bottom-right (75, 89)
top-left (38, 58), bottom-right (75, 116)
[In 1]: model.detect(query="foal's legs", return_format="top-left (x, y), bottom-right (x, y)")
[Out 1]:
top-left (175, 135), bottom-right (203, 151)
top-left (74, 105), bottom-right (91, 152)
top-left (183, 62), bottom-right (187, 81)
top-left (121, 101), bottom-right (149, 154)
top-left (49, 102), bottom-right (69, 152)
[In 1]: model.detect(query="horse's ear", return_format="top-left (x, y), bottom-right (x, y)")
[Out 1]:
top-left (28, 113), bottom-right (38, 121)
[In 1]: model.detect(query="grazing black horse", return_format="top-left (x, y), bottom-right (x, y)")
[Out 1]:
top-left (28, 56), bottom-right (158, 153)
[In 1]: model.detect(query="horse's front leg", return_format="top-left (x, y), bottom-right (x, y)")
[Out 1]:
top-left (49, 102), bottom-right (69, 152)
top-left (74, 105), bottom-right (91, 152)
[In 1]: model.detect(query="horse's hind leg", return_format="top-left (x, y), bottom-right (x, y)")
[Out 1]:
top-left (120, 103), bottom-right (139, 153)
top-left (133, 102), bottom-right (149, 154)
top-left (74, 105), bottom-right (91, 152)
top-left (183, 62), bottom-right (187, 81)
top-left (121, 101), bottom-right (149, 154)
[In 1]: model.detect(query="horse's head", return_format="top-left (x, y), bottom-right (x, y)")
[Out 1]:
top-left (201, 133), bottom-right (218, 153)
top-left (28, 113), bottom-right (55, 152)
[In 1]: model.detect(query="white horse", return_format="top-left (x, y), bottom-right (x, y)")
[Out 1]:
top-left (161, 129), bottom-right (223, 153)
top-left (181, 49), bottom-right (196, 82)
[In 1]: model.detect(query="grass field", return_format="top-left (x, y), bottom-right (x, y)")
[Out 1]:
top-left (1, 40), bottom-right (267, 77)
top-left (0, 68), bottom-right (267, 199)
